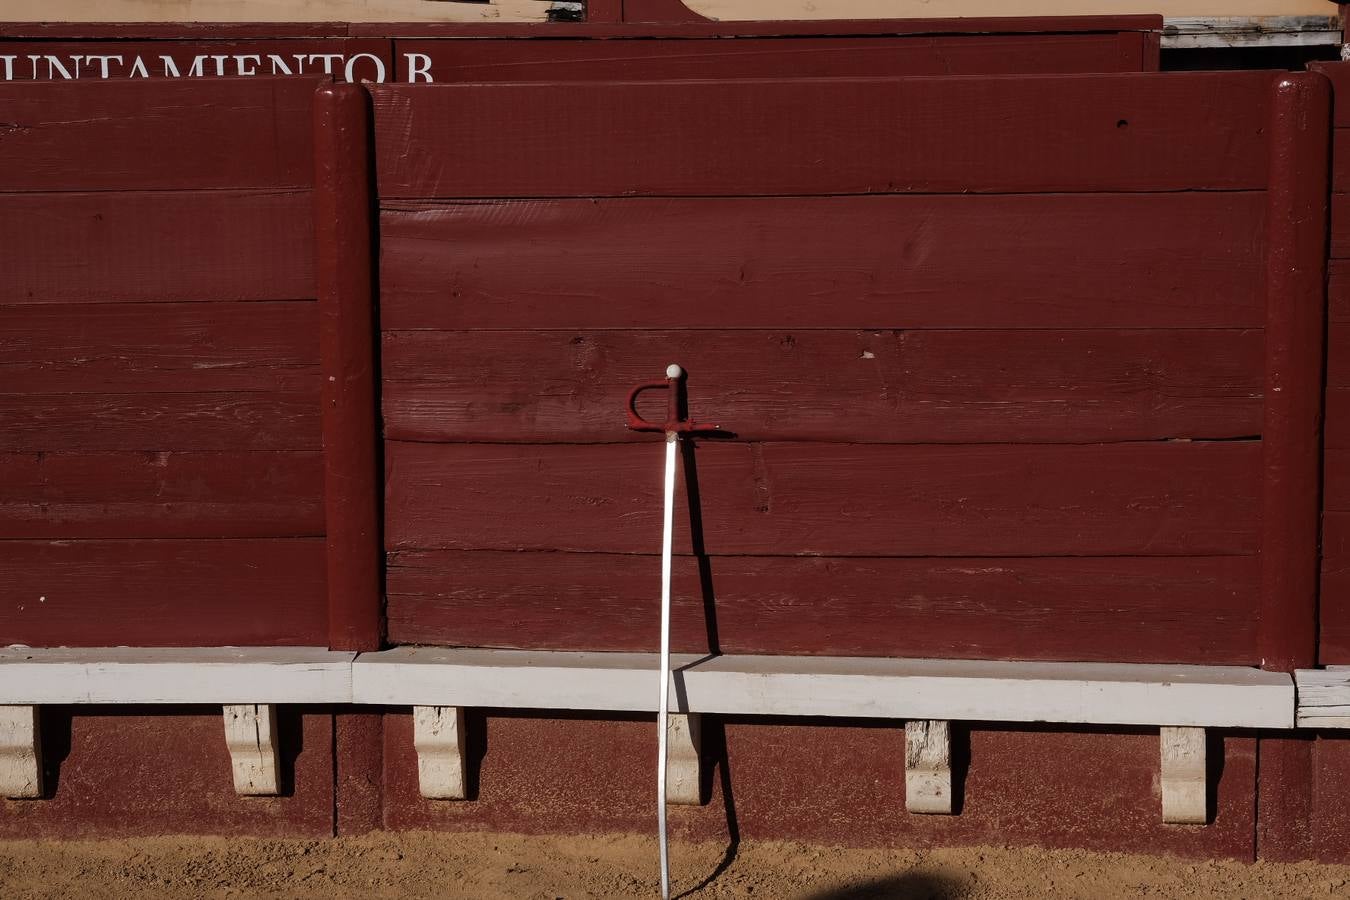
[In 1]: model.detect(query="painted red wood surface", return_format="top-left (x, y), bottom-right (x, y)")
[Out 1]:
top-left (0, 452), bottom-right (323, 538)
top-left (387, 551), bottom-right (1259, 664)
top-left (0, 540), bottom-right (327, 646)
top-left (0, 79), bottom-right (316, 190)
top-left (380, 713), bottom-right (1257, 859)
top-left (315, 83), bottom-right (384, 652)
top-left (0, 709), bottom-right (334, 838)
top-left (394, 33), bottom-right (1151, 83)
top-left (379, 195), bottom-right (1265, 330)
top-left (0, 190), bottom-right (313, 303)
top-left (383, 328), bottom-right (1262, 443)
top-left (0, 301), bottom-right (318, 392)
top-left (371, 73), bottom-right (1270, 198)
top-left (385, 441), bottom-right (1260, 556)
top-left (1258, 74), bottom-right (1329, 673)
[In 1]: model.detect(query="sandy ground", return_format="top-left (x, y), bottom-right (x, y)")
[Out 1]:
top-left (3, 831), bottom-right (1350, 899)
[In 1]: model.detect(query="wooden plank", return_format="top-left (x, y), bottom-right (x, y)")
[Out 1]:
top-left (371, 72), bottom-right (1272, 198)
top-left (0, 190), bottom-right (313, 304)
top-left (1159, 726), bottom-right (1207, 824)
top-left (351, 647), bottom-right (1294, 728)
top-left (395, 33), bottom-right (1150, 83)
top-left (385, 441), bottom-right (1261, 556)
top-left (0, 392), bottom-right (320, 451)
top-left (0, 78), bottom-right (316, 191)
top-left (1294, 668), bottom-right (1350, 727)
top-left (0, 539), bottom-right (329, 647)
top-left (0, 451), bottom-right (323, 539)
top-left (0, 647), bottom-right (354, 704)
top-left (385, 551), bottom-right (1260, 664)
top-left (1311, 61), bottom-right (1350, 127)
top-left (223, 704), bottom-right (280, 795)
top-left (905, 720), bottom-right (952, 815)
top-left (379, 194), bottom-right (1265, 330)
top-left (1329, 259), bottom-right (1350, 323)
top-left (1332, 192), bottom-right (1350, 258)
top-left (1319, 512), bottom-right (1350, 664)
top-left (315, 84), bottom-right (383, 653)
top-left (383, 328), bottom-right (1263, 444)
top-left (1260, 73), bottom-right (1329, 673)
top-left (1333, 133), bottom-right (1350, 192)
top-left (1331, 324), bottom-right (1350, 387)
top-left (1326, 388), bottom-right (1350, 449)
top-left (0, 301), bottom-right (318, 393)
top-left (1324, 449), bottom-right (1350, 512)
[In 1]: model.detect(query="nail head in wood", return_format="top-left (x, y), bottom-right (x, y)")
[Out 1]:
top-left (1160, 726), bottom-right (1207, 824)
top-left (223, 704), bottom-right (279, 796)
top-left (905, 719), bottom-right (953, 815)
top-left (414, 705), bottom-right (467, 800)
top-left (0, 705), bottom-right (42, 799)
top-left (666, 712), bottom-right (704, 805)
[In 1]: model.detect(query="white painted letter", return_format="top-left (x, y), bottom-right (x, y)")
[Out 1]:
top-left (129, 56), bottom-right (150, 78)
top-left (405, 52), bottom-right (433, 83)
top-left (185, 56), bottom-right (208, 78)
top-left (344, 52), bottom-right (386, 84)
top-left (83, 55), bottom-right (123, 79)
top-left (160, 55), bottom-right (182, 78)
top-left (0, 56), bottom-right (15, 81)
top-left (266, 54), bottom-right (293, 76)
top-left (44, 56), bottom-right (75, 80)
top-left (234, 54), bottom-right (261, 76)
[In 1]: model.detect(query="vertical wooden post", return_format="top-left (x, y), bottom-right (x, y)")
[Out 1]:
top-left (1260, 72), bottom-right (1330, 673)
top-left (314, 82), bottom-right (383, 654)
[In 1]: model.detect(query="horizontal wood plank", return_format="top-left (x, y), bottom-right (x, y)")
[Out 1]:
top-left (0, 78), bottom-right (316, 191)
top-left (385, 441), bottom-right (1260, 556)
top-left (0, 190), bottom-right (313, 303)
top-left (353, 647), bottom-right (1292, 729)
top-left (0, 646), bottom-right (353, 703)
top-left (372, 72), bottom-right (1271, 198)
top-left (0, 301), bottom-right (319, 393)
top-left (0, 452), bottom-right (323, 538)
top-left (387, 550), bottom-right (1258, 665)
top-left (0, 393), bottom-right (320, 452)
top-left (0, 539), bottom-right (328, 647)
top-left (380, 194), bottom-right (1265, 330)
top-left (1330, 259), bottom-right (1350, 323)
top-left (383, 328), bottom-right (1262, 443)
top-left (398, 33), bottom-right (1146, 83)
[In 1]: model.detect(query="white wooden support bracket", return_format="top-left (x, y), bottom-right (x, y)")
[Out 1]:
top-left (223, 704), bottom-right (279, 796)
top-left (1160, 726), bottom-right (1207, 824)
top-left (0, 705), bottom-right (42, 799)
top-left (666, 712), bottom-right (704, 805)
top-left (414, 705), bottom-right (467, 800)
top-left (905, 719), bottom-right (952, 814)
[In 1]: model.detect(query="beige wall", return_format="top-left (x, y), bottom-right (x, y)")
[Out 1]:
top-left (0, 0), bottom-right (1335, 23)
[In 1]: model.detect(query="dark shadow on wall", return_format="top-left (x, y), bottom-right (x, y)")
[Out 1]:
top-left (802, 872), bottom-right (968, 900)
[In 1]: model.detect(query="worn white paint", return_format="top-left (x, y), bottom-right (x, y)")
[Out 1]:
top-left (905, 720), bottom-right (952, 815)
top-left (1295, 667), bottom-right (1350, 727)
top-left (0, 0), bottom-right (553, 23)
top-left (414, 706), bottom-right (467, 799)
top-left (666, 712), bottom-right (703, 806)
top-left (0, 647), bottom-right (355, 704)
top-left (1160, 726), bottom-right (1207, 824)
top-left (0, 705), bottom-right (42, 799)
top-left (1162, 14), bottom-right (1340, 47)
top-left (352, 648), bottom-right (1293, 728)
top-left (223, 704), bottom-right (279, 796)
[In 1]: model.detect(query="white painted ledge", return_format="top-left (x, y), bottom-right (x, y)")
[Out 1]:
top-left (352, 649), bottom-right (1294, 729)
top-left (0, 647), bottom-right (356, 704)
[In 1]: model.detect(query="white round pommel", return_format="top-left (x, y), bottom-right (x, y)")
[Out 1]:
top-left (666, 364), bottom-right (684, 379)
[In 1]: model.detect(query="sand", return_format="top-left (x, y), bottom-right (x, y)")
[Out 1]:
top-left (4, 831), bottom-right (1350, 898)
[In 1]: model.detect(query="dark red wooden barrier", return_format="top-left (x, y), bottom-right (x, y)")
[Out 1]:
top-left (372, 71), bottom-right (1315, 673)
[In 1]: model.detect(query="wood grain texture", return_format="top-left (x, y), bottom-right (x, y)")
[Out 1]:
top-left (379, 194), bottom-right (1265, 330)
top-left (0, 301), bottom-right (318, 393)
top-left (384, 441), bottom-right (1260, 556)
top-left (0, 539), bottom-right (328, 647)
top-left (1333, 192), bottom-right (1350, 258)
top-left (0, 451), bottom-right (323, 538)
top-left (386, 551), bottom-right (1259, 664)
top-left (0, 78), bottom-right (316, 191)
top-left (395, 33), bottom-right (1149, 83)
top-left (382, 328), bottom-right (1262, 443)
top-left (1330, 259), bottom-right (1350, 323)
top-left (0, 190), bottom-right (313, 303)
top-left (0, 392), bottom-right (320, 452)
top-left (1321, 512), bottom-right (1350, 663)
top-left (1327, 389), bottom-right (1350, 449)
top-left (371, 72), bottom-right (1271, 198)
